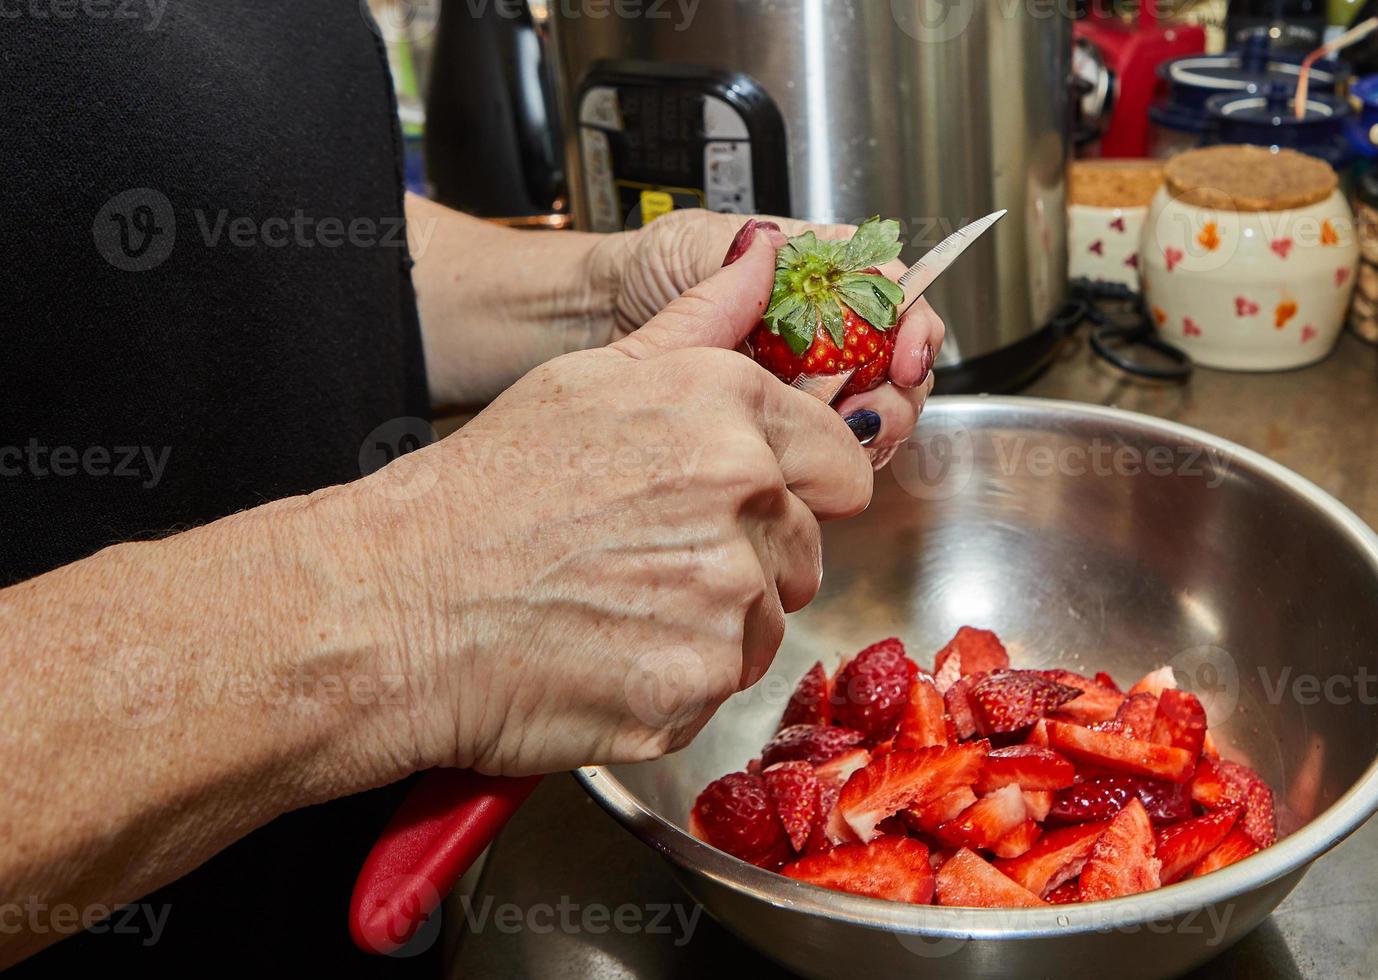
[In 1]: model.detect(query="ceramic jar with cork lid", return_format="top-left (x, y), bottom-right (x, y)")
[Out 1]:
top-left (1140, 145), bottom-right (1359, 370)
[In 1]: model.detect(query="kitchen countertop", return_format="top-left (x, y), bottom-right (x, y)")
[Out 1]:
top-left (449, 332), bottom-right (1378, 980)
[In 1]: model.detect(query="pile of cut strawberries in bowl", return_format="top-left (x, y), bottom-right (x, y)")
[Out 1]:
top-left (690, 627), bottom-right (1278, 908)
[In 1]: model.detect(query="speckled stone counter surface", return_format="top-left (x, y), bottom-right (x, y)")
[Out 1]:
top-left (448, 333), bottom-right (1378, 980)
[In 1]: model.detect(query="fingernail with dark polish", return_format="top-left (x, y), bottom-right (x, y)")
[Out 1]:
top-left (845, 410), bottom-right (882, 445)
top-left (722, 220), bottom-right (759, 267)
top-left (916, 342), bottom-right (934, 386)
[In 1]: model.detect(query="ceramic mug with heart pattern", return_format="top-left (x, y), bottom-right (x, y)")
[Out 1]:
top-left (1140, 146), bottom-right (1359, 372)
top-left (1069, 204), bottom-right (1147, 289)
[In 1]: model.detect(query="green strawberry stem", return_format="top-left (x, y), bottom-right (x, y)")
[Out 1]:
top-left (762, 217), bottom-right (906, 356)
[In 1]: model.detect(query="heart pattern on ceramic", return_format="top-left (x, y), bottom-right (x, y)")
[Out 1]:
top-left (1068, 204), bottom-right (1146, 290)
top-left (1141, 187), bottom-right (1359, 370)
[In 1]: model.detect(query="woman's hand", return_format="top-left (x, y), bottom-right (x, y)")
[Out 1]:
top-left (335, 226), bottom-right (874, 777)
top-left (593, 209), bottom-right (946, 466)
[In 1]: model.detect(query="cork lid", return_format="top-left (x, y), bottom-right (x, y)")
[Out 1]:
top-left (1164, 145), bottom-right (1337, 212)
top-left (1068, 159), bottom-right (1167, 208)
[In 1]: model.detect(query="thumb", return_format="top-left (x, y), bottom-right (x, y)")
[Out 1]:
top-left (612, 220), bottom-right (786, 360)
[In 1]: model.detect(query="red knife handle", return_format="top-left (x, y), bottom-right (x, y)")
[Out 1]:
top-left (349, 769), bottom-right (542, 954)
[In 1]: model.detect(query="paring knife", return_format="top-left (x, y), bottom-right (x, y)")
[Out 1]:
top-left (790, 209), bottom-right (1007, 406)
top-left (348, 208), bottom-right (1009, 956)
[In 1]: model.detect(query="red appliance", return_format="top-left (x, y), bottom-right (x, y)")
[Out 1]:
top-left (1076, 1), bottom-right (1207, 157)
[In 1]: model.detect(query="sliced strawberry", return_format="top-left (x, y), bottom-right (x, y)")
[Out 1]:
top-left (895, 675), bottom-right (951, 750)
top-left (1022, 789), bottom-right (1054, 822)
top-left (783, 836), bottom-right (935, 903)
top-left (761, 724), bottom-right (866, 768)
top-left (1049, 775), bottom-right (1191, 826)
top-left (814, 747), bottom-right (872, 791)
top-left (932, 626), bottom-right (1010, 691)
top-left (935, 848), bottom-right (1045, 908)
top-left (691, 772), bottom-right (791, 868)
top-left (943, 671), bottom-right (988, 739)
top-left (1135, 778), bottom-right (1194, 824)
top-left (779, 661), bottom-right (831, 729)
top-left (1079, 798), bottom-right (1161, 901)
top-left (1113, 693), bottom-right (1159, 740)
top-left (763, 762), bottom-right (819, 853)
top-left (1025, 719), bottom-right (1050, 747)
top-left (806, 779), bottom-right (843, 855)
top-left (1150, 689), bottom-right (1207, 757)
top-left (1094, 672), bottom-right (1122, 693)
top-left (1045, 720), bottom-right (1196, 783)
top-left (1128, 666), bottom-right (1177, 698)
top-left (1201, 730), bottom-right (1220, 759)
top-left (969, 671), bottom-right (1082, 735)
top-left (1156, 807), bottom-right (1240, 884)
top-left (903, 786), bottom-right (978, 835)
top-left (830, 638), bottom-right (918, 742)
top-left (1190, 758), bottom-right (1276, 847)
top-left (1046, 881), bottom-right (1081, 904)
top-left (935, 784), bottom-right (1029, 851)
top-left (976, 745), bottom-right (1076, 794)
top-left (1191, 828), bottom-right (1260, 877)
top-left (835, 743), bottom-right (987, 842)
top-left (993, 820), bottom-right (1043, 859)
top-left (1041, 669), bottom-right (1125, 724)
top-left (994, 820), bottom-right (1109, 896)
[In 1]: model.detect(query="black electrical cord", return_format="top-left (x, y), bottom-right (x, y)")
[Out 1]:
top-left (1056, 279), bottom-right (1194, 382)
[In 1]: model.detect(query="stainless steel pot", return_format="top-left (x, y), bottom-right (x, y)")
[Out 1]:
top-left (545, 1), bottom-right (1071, 389)
top-left (577, 396), bottom-right (1378, 979)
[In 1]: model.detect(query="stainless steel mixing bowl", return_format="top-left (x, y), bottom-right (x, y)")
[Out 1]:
top-left (576, 397), bottom-right (1378, 980)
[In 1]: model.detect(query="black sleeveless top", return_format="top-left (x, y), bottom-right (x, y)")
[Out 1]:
top-left (3, 3), bottom-right (438, 974)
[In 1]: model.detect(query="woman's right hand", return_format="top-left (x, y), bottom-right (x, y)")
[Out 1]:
top-left (325, 226), bottom-right (876, 783)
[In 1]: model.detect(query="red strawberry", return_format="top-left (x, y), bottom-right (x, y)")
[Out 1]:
top-left (830, 638), bottom-right (919, 742)
top-left (1045, 881), bottom-right (1081, 904)
top-left (975, 745), bottom-right (1077, 794)
top-left (1156, 807), bottom-right (1240, 884)
top-left (935, 848), bottom-right (1045, 908)
top-left (895, 675), bottom-right (951, 750)
top-left (1041, 669), bottom-right (1125, 724)
top-left (994, 820), bottom-right (1109, 896)
top-left (691, 772), bottom-right (792, 868)
top-left (1022, 789), bottom-right (1054, 822)
top-left (1049, 775), bottom-right (1191, 826)
top-left (993, 820), bottom-right (1043, 859)
top-left (1094, 672), bottom-right (1122, 693)
top-left (1113, 693), bottom-right (1159, 740)
top-left (749, 217), bottom-right (906, 400)
top-left (761, 724), bottom-right (866, 768)
top-left (943, 670), bottom-right (988, 739)
top-left (835, 744), bottom-right (987, 843)
top-left (784, 836), bottom-right (934, 904)
top-left (903, 786), bottom-right (978, 835)
top-left (814, 746), bottom-right (872, 791)
top-left (1128, 666), bottom-right (1177, 698)
top-left (1026, 719), bottom-right (1050, 747)
top-left (1190, 758), bottom-right (1276, 847)
top-left (935, 784), bottom-right (1029, 851)
top-left (932, 627), bottom-right (1010, 692)
top-left (969, 671), bottom-right (1082, 734)
top-left (1150, 689), bottom-right (1207, 758)
top-left (1191, 828), bottom-right (1260, 877)
top-left (779, 661), bottom-right (831, 729)
top-left (1045, 721), bottom-right (1196, 783)
top-left (1079, 798), bottom-right (1161, 901)
top-left (763, 762), bottom-right (820, 853)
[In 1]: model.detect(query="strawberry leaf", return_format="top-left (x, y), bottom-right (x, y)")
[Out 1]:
top-left (819, 299), bottom-right (846, 349)
top-left (839, 217), bottom-right (904, 273)
top-left (836, 274), bottom-right (903, 332)
top-left (763, 290), bottom-right (816, 355)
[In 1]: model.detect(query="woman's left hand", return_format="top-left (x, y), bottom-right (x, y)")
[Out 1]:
top-left (592, 209), bottom-right (946, 467)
